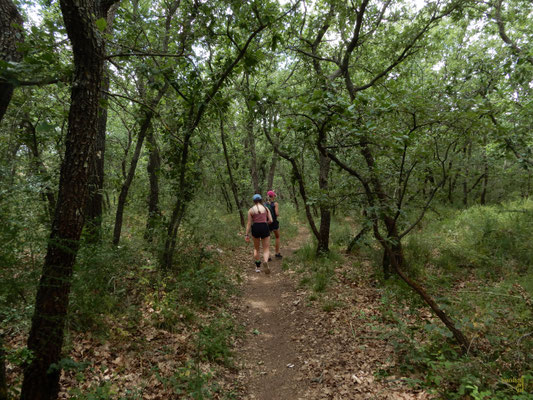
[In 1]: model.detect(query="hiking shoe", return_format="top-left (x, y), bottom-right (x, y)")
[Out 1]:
top-left (268, 257), bottom-right (272, 261)
top-left (255, 268), bottom-right (261, 273)
top-left (263, 261), bottom-right (270, 274)
top-left (275, 253), bottom-right (283, 258)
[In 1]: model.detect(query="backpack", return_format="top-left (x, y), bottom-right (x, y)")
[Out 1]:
top-left (265, 202), bottom-right (277, 222)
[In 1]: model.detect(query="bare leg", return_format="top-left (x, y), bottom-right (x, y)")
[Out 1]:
top-left (262, 236), bottom-right (271, 263)
top-left (273, 229), bottom-right (280, 254)
top-left (253, 237), bottom-right (261, 262)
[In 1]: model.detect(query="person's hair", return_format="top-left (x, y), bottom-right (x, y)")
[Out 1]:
top-left (253, 199), bottom-right (264, 213)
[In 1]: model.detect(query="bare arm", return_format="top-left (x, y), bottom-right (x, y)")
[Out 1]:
top-left (245, 209), bottom-right (252, 237)
top-left (274, 202), bottom-right (279, 217)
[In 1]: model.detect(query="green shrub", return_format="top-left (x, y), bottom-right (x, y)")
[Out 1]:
top-left (380, 200), bottom-right (533, 399)
top-left (292, 242), bottom-right (341, 293)
top-left (405, 199), bottom-right (533, 278)
top-left (69, 242), bottom-right (141, 332)
top-left (196, 315), bottom-right (235, 366)
top-left (161, 361), bottom-right (218, 400)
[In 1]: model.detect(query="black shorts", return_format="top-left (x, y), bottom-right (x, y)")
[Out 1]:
top-left (269, 220), bottom-right (279, 231)
top-left (251, 223), bottom-right (270, 239)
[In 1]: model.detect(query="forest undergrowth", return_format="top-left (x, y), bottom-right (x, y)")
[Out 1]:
top-left (2, 202), bottom-right (532, 399)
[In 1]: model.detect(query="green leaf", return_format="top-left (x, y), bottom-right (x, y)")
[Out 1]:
top-left (95, 18), bottom-right (107, 32)
top-left (36, 122), bottom-right (54, 133)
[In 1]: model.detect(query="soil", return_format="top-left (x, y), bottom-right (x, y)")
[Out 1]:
top-left (234, 228), bottom-right (310, 399)
top-left (231, 227), bottom-right (432, 400)
top-left (4, 226), bottom-right (433, 399)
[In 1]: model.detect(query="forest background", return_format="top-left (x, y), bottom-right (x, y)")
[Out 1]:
top-left (0, 0), bottom-right (532, 398)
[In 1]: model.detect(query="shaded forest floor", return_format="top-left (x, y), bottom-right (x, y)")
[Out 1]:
top-left (4, 224), bottom-right (434, 399)
top-left (227, 226), bottom-right (431, 400)
top-left (4, 205), bottom-right (532, 399)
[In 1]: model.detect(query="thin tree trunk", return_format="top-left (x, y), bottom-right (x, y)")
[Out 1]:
top-left (20, 0), bottom-right (117, 397)
top-left (210, 158), bottom-right (232, 212)
top-left (220, 114), bottom-right (245, 227)
top-left (266, 118), bottom-right (280, 190)
top-left (527, 170), bottom-right (531, 199)
top-left (447, 166), bottom-right (454, 204)
top-left (245, 75), bottom-right (260, 194)
top-left (462, 143), bottom-right (471, 207)
top-left (113, 84), bottom-right (167, 245)
top-left (0, 0), bottom-right (23, 124)
top-left (220, 181), bottom-right (233, 213)
top-left (267, 151), bottom-right (279, 191)
top-left (245, 117), bottom-right (260, 193)
top-left (317, 151), bottom-right (331, 254)
top-left (287, 173), bottom-right (300, 212)
top-left (145, 127), bottom-right (161, 242)
top-left (346, 225), bottom-right (369, 253)
top-left (385, 236), bottom-right (469, 352)
top-left (480, 146), bottom-right (488, 205)
top-left (264, 129), bottom-right (320, 240)
top-left (113, 112), bottom-right (153, 245)
top-left (162, 130), bottom-right (193, 269)
top-left (22, 119), bottom-right (56, 221)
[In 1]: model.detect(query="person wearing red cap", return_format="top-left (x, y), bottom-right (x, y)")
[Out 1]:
top-left (245, 194), bottom-right (273, 273)
top-left (266, 190), bottom-right (282, 259)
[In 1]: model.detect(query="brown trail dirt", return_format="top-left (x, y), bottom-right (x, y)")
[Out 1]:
top-left (231, 226), bottom-right (432, 400)
top-left (234, 228), bottom-right (310, 399)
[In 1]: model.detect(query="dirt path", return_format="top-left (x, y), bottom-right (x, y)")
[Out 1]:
top-left (231, 227), bottom-right (431, 400)
top-left (234, 228), bottom-right (310, 399)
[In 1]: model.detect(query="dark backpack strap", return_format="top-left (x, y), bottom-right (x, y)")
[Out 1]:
top-left (266, 202), bottom-right (277, 222)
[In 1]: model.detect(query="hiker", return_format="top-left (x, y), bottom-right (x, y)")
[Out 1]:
top-left (245, 194), bottom-right (273, 273)
top-left (266, 190), bottom-right (282, 260)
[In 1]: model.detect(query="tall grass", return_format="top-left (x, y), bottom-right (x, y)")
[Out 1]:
top-left (404, 199), bottom-right (533, 280)
top-left (381, 199), bottom-right (533, 399)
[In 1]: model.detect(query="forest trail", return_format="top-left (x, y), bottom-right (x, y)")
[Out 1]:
top-left (231, 226), bottom-right (431, 400)
top-left (234, 226), bottom-right (310, 399)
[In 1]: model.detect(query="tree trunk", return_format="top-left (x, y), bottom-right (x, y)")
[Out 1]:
top-left (220, 180), bottom-right (233, 213)
top-left (162, 130), bottom-right (193, 269)
top-left (112, 82), bottom-right (168, 245)
top-left (0, 0), bottom-right (23, 124)
top-left (317, 151), bottom-right (331, 255)
top-left (245, 117), bottom-right (260, 194)
top-left (263, 127), bottom-right (320, 240)
top-left (462, 143), bottom-right (471, 207)
top-left (22, 119), bottom-right (56, 221)
top-left (527, 170), bottom-right (531, 199)
top-left (220, 114), bottom-right (245, 227)
top-left (113, 112), bottom-right (153, 245)
top-left (84, 72), bottom-right (108, 241)
top-left (245, 75), bottom-right (260, 194)
top-left (21, 1), bottom-right (116, 397)
top-left (286, 173), bottom-right (300, 212)
top-left (162, 197), bottom-right (187, 269)
top-left (85, 4), bottom-right (118, 242)
top-left (373, 222), bottom-right (470, 352)
top-left (266, 119), bottom-right (280, 190)
top-left (267, 151), bottom-right (279, 191)
top-left (346, 225), bottom-right (369, 253)
top-left (480, 147), bottom-right (488, 205)
top-left (144, 127), bottom-right (161, 242)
